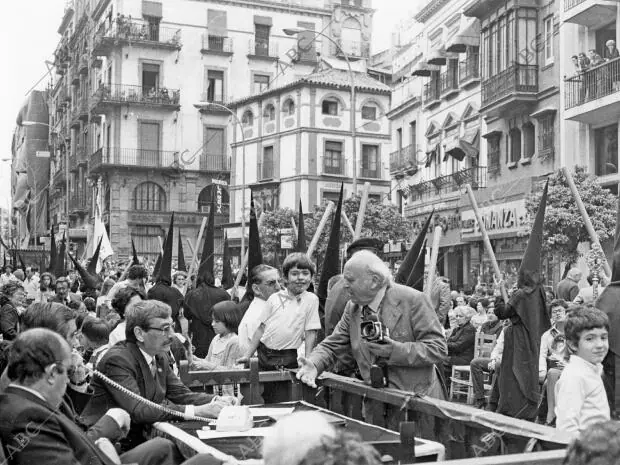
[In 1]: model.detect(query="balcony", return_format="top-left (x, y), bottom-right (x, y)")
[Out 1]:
top-left (78, 53), bottom-right (89, 75)
top-left (439, 69), bottom-right (459, 99)
top-left (563, 0), bottom-right (618, 28)
top-left (91, 84), bottom-right (181, 113)
top-left (200, 34), bottom-right (233, 55)
top-left (408, 167), bottom-right (487, 203)
top-left (247, 39), bottom-right (278, 60)
top-left (481, 64), bottom-right (538, 113)
top-left (423, 80), bottom-right (440, 108)
top-left (331, 39), bottom-right (371, 59)
top-left (53, 165), bottom-right (66, 188)
top-left (89, 147), bottom-right (179, 174)
top-left (70, 191), bottom-right (89, 214)
top-left (198, 154), bottom-right (231, 173)
top-left (390, 144), bottom-right (419, 175)
top-left (92, 18), bottom-right (182, 56)
top-left (258, 160), bottom-right (275, 181)
top-left (459, 53), bottom-right (480, 86)
top-left (360, 167), bottom-right (381, 179)
top-left (565, 58), bottom-right (620, 125)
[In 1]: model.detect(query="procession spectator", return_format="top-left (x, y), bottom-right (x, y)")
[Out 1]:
top-left (573, 274), bottom-right (607, 305)
top-left (430, 272), bottom-right (451, 326)
top-left (588, 49), bottom-right (605, 66)
top-left (444, 305), bottom-right (477, 387)
top-left (37, 272), bottom-right (56, 303)
top-left (172, 271), bottom-right (187, 296)
top-left (23, 267), bottom-right (40, 304)
top-left (480, 303), bottom-right (503, 338)
top-left (51, 277), bottom-right (82, 306)
top-left (555, 306), bottom-right (610, 436)
top-left (96, 277), bottom-right (116, 318)
top-left (296, 430), bottom-right (382, 465)
top-left (0, 264), bottom-right (16, 286)
top-left (557, 268), bottom-right (582, 302)
top-left (470, 298), bottom-right (489, 331)
top-left (471, 328), bottom-right (504, 409)
top-left (577, 52), bottom-right (590, 72)
top-left (604, 40), bottom-right (619, 60)
top-left (108, 286), bottom-right (145, 346)
top-left (105, 264), bottom-right (148, 305)
top-left (0, 283), bottom-right (26, 340)
top-left (564, 420), bottom-right (620, 465)
top-left (81, 316), bottom-right (111, 370)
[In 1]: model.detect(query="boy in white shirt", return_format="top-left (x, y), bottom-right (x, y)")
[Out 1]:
top-left (555, 306), bottom-right (610, 436)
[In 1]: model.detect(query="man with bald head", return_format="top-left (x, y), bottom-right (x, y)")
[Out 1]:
top-left (557, 268), bottom-right (583, 302)
top-left (298, 251), bottom-right (447, 427)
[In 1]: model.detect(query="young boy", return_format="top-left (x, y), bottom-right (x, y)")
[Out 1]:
top-left (555, 306), bottom-right (610, 436)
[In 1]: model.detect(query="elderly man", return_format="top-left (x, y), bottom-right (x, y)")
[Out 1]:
top-left (50, 276), bottom-right (82, 306)
top-left (1, 328), bottom-right (225, 465)
top-left (82, 300), bottom-right (233, 449)
top-left (297, 250), bottom-right (447, 427)
top-left (557, 268), bottom-right (582, 302)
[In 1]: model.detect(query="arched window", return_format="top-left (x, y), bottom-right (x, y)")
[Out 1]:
top-left (198, 184), bottom-right (230, 215)
top-left (134, 182), bottom-right (166, 211)
top-left (283, 99), bottom-right (295, 116)
top-left (263, 104), bottom-right (276, 121)
top-left (242, 109), bottom-right (254, 126)
top-left (322, 98), bottom-right (339, 116)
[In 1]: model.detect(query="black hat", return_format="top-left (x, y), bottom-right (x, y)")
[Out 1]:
top-left (158, 212), bottom-right (175, 283)
top-left (247, 194), bottom-right (263, 274)
top-left (87, 236), bottom-right (103, 275)
top-left (131, 239), bottom-right (140, 266)
top-left (48, 225), bottom-right (57, 273)
top-left (296, 199), bottom-right (307, 253)
top-left (346, 237), bottom-right (384, 255)
top-left (221, 233), bottom-right (234, 289)
top-left (198, 196), bottom-right (216, 282)
top-left (177, 232), bottom-right (187, 272)
top-left (68, 253), bottom-right (101, 290)
top-left (55, 232), bottom-right (66, 277)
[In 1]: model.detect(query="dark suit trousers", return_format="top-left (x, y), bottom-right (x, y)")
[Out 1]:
top-left (120, 437), bottom-right (183, 465)
top-left (470, 357), bottom-right (491, 403)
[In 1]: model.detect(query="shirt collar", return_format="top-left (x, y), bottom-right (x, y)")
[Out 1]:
top-left (92, 344), bottom-right (109, 357)
top-left (8, 384), bottom-right (48, 402)
top-left (569, 354), bottom-right (603, 376)
top-left (284, 289), bottom-right (304, 303)
top-left (139, 347), bottom-right (154, 366)
top-left (366, 285), bottom-right (387, 313)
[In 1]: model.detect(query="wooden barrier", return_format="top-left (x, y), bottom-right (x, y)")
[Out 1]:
top-left (437, 449), bottom-right (565, 465)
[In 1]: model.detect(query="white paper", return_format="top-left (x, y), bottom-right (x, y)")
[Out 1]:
top-left (248, 407), bottom-right (295, 418)
top-left (196, 427), bottom-right (274, 440)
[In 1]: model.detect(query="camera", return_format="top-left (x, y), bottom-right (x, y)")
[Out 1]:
top-left (360, 321), bottom-right (389, 343)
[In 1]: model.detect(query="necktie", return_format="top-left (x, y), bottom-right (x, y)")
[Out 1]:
top-left (362, 305), bottom-right (377, 321)
top-left (150, 358), bottom-right (158, 378)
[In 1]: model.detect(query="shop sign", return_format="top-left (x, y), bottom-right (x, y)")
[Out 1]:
top-left (461, 200), bottom-right (530, 240)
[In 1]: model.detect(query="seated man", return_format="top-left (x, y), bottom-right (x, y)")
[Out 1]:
top-left (0, 328), bottom-right (192, 465)
top-left (82, 299), bottom-right (233, 449)
top-left (470, 327), bottom-right (504, 409)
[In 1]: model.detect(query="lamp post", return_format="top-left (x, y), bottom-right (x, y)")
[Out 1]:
top-left (21, 121), bottom-right (69, 248)
top-left (194, 102), bottom-right (247, 258)
top-left (283, 28), bottom-right (358, 193)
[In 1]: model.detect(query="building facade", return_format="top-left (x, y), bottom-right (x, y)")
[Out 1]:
top-left (47, 0), bottom-right (374, 264)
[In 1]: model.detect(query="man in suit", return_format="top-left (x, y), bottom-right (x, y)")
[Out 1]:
top-left (0, 328), bottom-right (214, 465)
top-left (82, 300), bottom-right (233, 449)
top-left (556, 268), bottom-right (582, 302)
top-left (297, 251), bottom-right (447, 428)
top-left (50, 276), bottom-right (82, 306)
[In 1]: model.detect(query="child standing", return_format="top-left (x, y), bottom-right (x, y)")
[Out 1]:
top-left (192, 301), bottom-right (242, 396)
top-left (555, 306), bottom-right (610, 436)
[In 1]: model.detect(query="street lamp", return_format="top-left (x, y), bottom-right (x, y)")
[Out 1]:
top-left (283, 28), bottom-right (358, 193)
top-left (194, 101), bottom-right (247, 258)
top-left (21, 120), bottom-right (69, 247)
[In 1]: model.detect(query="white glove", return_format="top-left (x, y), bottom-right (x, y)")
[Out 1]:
top-left (105, 408), bottom-right (131, 434)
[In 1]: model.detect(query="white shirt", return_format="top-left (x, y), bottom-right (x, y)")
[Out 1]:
top-left (108, 321), bottom-right (126, 346)
top-left (555, 355), bottom-right (610, 436)
top-left (105, 280), bottom-right (130, 305)
top-left (238, 297), bottom-right (268, 355)
top-left (23, 276), bottom-right (40, 300)
top-left (490, 329), bottom-right (505, 364)
top-left (259, 289), bottom-right (321, 350)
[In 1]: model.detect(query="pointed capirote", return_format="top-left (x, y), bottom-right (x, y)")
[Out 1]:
top-left (316, 184), bottom-right (344, 333)
top-left (48, 225), bottom-right (57, 273)
top-left (177, 232), bottom-right (186, 272)
top-left (395, 209), bottom-right (434, 285)
top-left (68, 252), bottom-right (100, 290)
top-left (297, 199), bottom-right (307, 253)
top-left (55, 232), bottom-right (67, 277)
top-left (247, 194), bottom-right (263, 276)
top-left (518, 180), bottom-right (549, 281)
top-left (87, 236), bottom-right (103, 275)
top-left (406, 239), bottom-right (427, 292)
top-left (221, 234), bottom-right (234, 289)
top-left (158, 212), bottom-right (175, 283)
top-left (131, 239), bottom-right (140, 266)
top-left (198, 197), bottom-right (216, 282)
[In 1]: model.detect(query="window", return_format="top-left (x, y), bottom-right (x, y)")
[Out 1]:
top-left (253, 74), bottom-right (270, 94)
top-left (543, 16), bottom-right (553, 65)
top-left (142, 63), bottom-right (160, 95)
top-left (538, 114), bottom-right (555, 157)
top-left (139, 121), bottom-right (160, 166)
top-left (242, 110), bottom-right (254, 126)
top-left (322, 99), bottom-right (338, 115)
top-left (201, 127), bottom-right (226, 171)
top-left (361, 105), bottom-right (376, 120)
top-left (263, 104), bottom-right (275, 121)
top-left (134, 182), bottom-right (166, 211)
top-left (396, 127), bottom-right (403, 150)
top-left (487, 134), bottom-right (502, 176)
top-left (261, 146), bottom-right (274, 179)
top-left (522, 123), bottom-right (535, 159)
top-left (144, 16), bottom-right (160, 41)
top-left (509, 128), bottom-right (521, 163)
top-left (283, 99), bottom-right (295, 116)
top-left (133, 225), bottom-right (163, 258)
top-left (254, 24), bottom-right (270, 56)
top-left (323, 190), bottom-right (341, 205)
top-left (324, 141), bottom-right (343, 175)
top-left (205, 69), bottom-right (224, 103)
top-left (595, 124), bottom-right (618, 176)
top-left (410, 121), bottom-right (417, 158)
top-left (361, 144), bottom-right (379, 178)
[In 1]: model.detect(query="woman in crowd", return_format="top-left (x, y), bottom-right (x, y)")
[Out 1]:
top-left (444, 305), bottom-right (477, 387)
top-left (604, 40), bottom-right (619, 61)
top-left (471, 298), bottom-right (489, 331)
top-left (37, 272), bottom-right (56, 303)
top-left (0, 283), bottom-right (26, 341)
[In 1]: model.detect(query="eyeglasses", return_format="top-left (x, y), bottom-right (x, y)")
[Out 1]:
top-left (146, 324), bottom-right (174, 334)
top-left (261, 280), bottom-right (279, 287)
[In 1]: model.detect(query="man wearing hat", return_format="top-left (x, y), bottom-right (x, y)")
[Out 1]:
top-left (324, 237), bottom-right (384, 338)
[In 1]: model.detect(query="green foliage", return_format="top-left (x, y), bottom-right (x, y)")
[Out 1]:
top-left (525, 166), bottom-right (617, 263)
top-left (259, 195), bottom-right (413, 271)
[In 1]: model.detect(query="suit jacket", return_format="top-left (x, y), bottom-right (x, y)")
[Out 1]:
top-left (556, 278), bottom-right (579, 302)
top-left (82, 340), bottom-right (213, 448)
top-left (430, 278), bottom-right (451, 325)
top-left (0, 303), bottom-right (20, 340)
top-left (447, 322), bottom-right (476, 366)
top-left (184, 284), bottom-right (231, 358)
top-left (309, 283), bottom-right (447, 397)
top-left (0, 386), bottom-right (121, 465)
top-left (324, 275), bottom-right (349, 337)
top-left (49, 292), bottom-right (82, 306)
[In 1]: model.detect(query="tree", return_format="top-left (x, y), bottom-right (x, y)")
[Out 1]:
top-left (526, 166), bottom-right (617, 264)
top-left (259, 195), bottom-right (412, 272)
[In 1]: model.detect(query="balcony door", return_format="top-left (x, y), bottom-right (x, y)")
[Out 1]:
top-left (202, 126), bottom-right (225, 171)
top-left (139, 121), bottom-right (161, 167)
top-left (142, 63), bottom-right (160, 98)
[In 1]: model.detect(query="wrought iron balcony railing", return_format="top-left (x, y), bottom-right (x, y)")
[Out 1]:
top-left (258, 160), bottom-right (275, 180)
top-left (439, 69), bottom-right (459, 96)
top-left (199, 154), bottom-right (231, 172)
top-left (423, 80), bottom-right (440, 105)
top-left (248, 39), bottom-right (278, 59)
top-left (89, 147), bottom-right (178, 173)
top-left (390, 144), bottom-right (419, 173)
top-left (459, 53), bottom-right (480, 84)
top-left (331, 39), bottom-right (371, 59)
top-left (481, 64), bottom-right (538, 108)
top-left (92, 17), bottom-right (182, 55)
top-left (360, 167), bottom-right (381, 179)
top-left (565, 58), bottom-right (620, 110)
top-left (408, 167), bottom-right (487, 203)
top-left (201, 34), bottom-right (233, 54)
top-left (92, 84), bottom-right (180, 109)
top-left (564, 0), bottom-right (586, 11)
top-left (70, 191), bottom-right (88, 213)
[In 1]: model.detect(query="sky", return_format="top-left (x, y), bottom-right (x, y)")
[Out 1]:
top-left (0, 0), bottom-right (421, 209)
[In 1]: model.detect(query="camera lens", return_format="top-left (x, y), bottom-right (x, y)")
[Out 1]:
top-left (361, 323), bottom-right (376, 338)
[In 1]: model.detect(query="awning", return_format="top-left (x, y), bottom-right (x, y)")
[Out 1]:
top-left (425, 144), bottom-right (439, 167)
top-left (254, 15), bottom-right (273, 26)
top-left (444, 128), bottom-right (480, 161)
top-left (142, 1), bottom-right (162, 18)
top-left (427, 47), bottom-right (449, 66)
top-left (412, 60), bottom-right (440, 77)
top-left (446, 17), bottom-right (480, 53)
